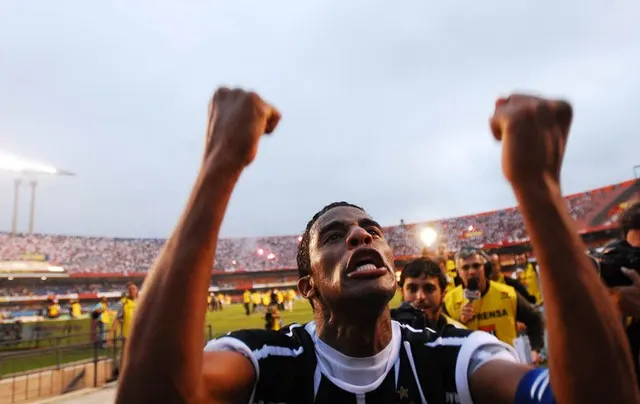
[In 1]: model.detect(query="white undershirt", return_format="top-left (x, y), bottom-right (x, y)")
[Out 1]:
top-left (312, 321), bottom-right (402, 389)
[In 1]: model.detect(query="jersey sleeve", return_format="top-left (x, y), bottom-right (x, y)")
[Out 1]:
top-left (204, 323), bottom-right (306, 403)
top-left (451, 329), bottom-right (519, 404)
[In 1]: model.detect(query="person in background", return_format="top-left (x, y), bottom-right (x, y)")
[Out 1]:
top-left (261, 290), bottom-right (271, 310)
top-left (609, 202), bottom-right (640, 386)
top-left (251, 290), bottom-right (261, 313)
top-left (264, 301), bottom-right (282, 331)
top-left (69, 299), bottom-right (82, 319)
top-left (110, 282), bottom-right (139, 380)
top-left (516, 253), bottom-right (542, 304)
top-left (392, 257), bottom-right (465, 330)
top-left (91, 297), bottom-right (110, 348)
top-left (489, 253), bottom-right (537, 304)
top-left (436, 243), bottom-right (458, 288)
top-left (112, 282), bottom-right (139, 347)
top-left (243, 289), bottom-right (251, 316)
top-left (444, 247), bottom-right (544, 362)
top-left (283, 288), bottom-right (296, 312)
top-left (276, 289), bottom-right (284, 310)
top-left (216, 292), bottom-right (224, 310)
top-left (45, 296), bottom-right (60, 319)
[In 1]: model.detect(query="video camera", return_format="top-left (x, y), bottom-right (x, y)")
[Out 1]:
top-left (390, 302), bottom-right (427, 329)
top-left (596, 240), bottom-right (640, 287)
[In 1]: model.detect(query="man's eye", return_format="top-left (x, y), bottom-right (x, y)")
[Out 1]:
top-left (368, 228), bottom-right (382, 237)
top-left (325, 234), bottom-right (341, 243)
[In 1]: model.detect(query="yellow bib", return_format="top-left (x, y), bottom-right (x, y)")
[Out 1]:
top-left (444, 281), bottom-right (518, 346)
top-left (121, 298), bottom-right (137, 339)
top-left (523, 263), bottom-right (542, 304)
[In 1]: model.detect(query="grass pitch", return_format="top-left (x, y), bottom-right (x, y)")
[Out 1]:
top-left (1, 295), bottom-right (403, 376)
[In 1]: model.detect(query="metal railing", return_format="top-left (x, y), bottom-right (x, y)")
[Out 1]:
top-left (0, 323), bottom-right (215, 403)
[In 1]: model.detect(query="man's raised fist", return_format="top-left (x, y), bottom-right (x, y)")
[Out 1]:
top-left (204, 88), bottom-right (281, 170)
top-left (489, 94), bottom-right (573, 188)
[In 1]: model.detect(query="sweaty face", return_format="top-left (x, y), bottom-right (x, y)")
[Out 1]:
top-left (456, 254), bottom-right (487, 291)
top-left (401, 275), bottom-right (443, 321)
top-left (307, 206), bottom-right (396, 310)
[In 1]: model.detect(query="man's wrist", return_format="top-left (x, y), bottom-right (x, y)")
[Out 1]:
top-left (201, 152), bottom-right (245, 181)
top-left (511, 175), bottom-right (560, 205)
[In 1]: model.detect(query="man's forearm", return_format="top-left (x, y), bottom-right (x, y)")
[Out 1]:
top-left (116, 162), bottom-right (242, 403)
top-left (515, 295), bottom-right (544, 351)
top-left (515, 178), bottom-right (638, 403)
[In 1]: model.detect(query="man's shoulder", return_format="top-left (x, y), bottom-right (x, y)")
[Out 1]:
top-left (490, 280), bottom-right (517, 295)
top-left (205, 323), bottom-right (310, 353)
top-left (395, 320), bottom-right (474, 346)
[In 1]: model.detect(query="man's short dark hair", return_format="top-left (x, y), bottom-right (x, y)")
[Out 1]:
top-left (399, 257), bottom-right (447, 292)
top-left (620, 202), bottom-right (640, 238)
top-left (296, 201), bottom-right (365, 279)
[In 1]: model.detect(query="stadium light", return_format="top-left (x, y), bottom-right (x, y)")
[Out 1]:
top-left (419, 227), bottom-right (438, 247)
top-left (634, 165), bottom-right (639, 179)
top-left (0, 150), bottom-right (74, 234)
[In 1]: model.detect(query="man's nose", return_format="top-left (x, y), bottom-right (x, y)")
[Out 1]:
top-left (347, 226), bottom-right (373, 248)
top-left (415, 289), bottom-right (427, 301)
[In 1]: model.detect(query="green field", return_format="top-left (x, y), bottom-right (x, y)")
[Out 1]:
top-left (0, 295), bottom-right (403, 377)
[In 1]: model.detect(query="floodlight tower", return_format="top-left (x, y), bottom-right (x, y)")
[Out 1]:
top-left (0, 151), bottom-right (74, 234)
top-left (634, 165), bottom-right (639, 179)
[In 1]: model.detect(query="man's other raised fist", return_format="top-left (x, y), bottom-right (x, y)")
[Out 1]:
top-left (204, 88), bottom-right (281, 171)
top-left (490, 94), bottom-right (573, 188)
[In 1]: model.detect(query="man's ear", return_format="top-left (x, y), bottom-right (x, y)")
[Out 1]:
top-left (298, 276), bottom-right (315, 300)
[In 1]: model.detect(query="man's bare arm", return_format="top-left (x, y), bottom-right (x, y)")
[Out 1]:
top-left (470, 361), bottom-right (530, 404)
top-left (490, 94), bottom-right (639, 403)
top-left (516, 180), bottom-right (638, 402)
top-left (115, 89), bottom-right (280, 403)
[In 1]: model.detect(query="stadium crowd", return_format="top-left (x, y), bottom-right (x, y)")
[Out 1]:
top-left (0, 180), bottom-right (635, 274)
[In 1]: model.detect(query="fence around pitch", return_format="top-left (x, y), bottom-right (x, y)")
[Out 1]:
top-left (0, 322), bottom-right (215, 404)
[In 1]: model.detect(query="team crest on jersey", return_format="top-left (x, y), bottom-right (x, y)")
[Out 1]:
top-left (397, 386), bottom-right (409, 399)
top-left (500, 291), bottom-right (510, 299)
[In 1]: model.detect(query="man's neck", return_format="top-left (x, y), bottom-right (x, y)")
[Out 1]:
top-left (314, 307), bottom-right (393, 358)
top-left (424, 307), bottom-right (442, 322)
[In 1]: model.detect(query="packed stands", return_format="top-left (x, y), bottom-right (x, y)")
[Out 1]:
top-left (0, 179), bottom-right (638, 275)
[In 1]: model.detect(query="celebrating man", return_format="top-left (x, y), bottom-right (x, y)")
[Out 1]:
top-left (116, 89), bottom-right (639, 404)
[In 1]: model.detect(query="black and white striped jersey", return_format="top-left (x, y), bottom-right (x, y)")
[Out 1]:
top-left (204, 320), bottom-right (517, 404)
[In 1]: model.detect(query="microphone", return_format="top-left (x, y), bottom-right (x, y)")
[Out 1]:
top-left (464, 278), bottom-right (481, 301)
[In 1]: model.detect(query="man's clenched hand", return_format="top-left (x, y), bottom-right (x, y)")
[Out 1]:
top-left (489, 94), bottom-right (573, 188)
top-left (204, 88), bottom-right (281, 171)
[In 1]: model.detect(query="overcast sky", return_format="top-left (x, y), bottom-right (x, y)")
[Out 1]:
top-left (0, 0), bottom-right (638, 239)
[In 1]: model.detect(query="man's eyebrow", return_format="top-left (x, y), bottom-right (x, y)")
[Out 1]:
top-left (317, 220), bottom-right (348, 237)
top-left (359, 218), bottom-right (383, 230)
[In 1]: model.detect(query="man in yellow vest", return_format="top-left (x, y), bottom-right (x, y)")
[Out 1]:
top-left (46, 296), bottom-right (61, 319)
top-left (517, 253), bottom-right (543, 304)
top-left (489, 253), bottom-right (537, 304)
top-left (444, 247), bottom-right (544, 362)
top-left (113, 282), bottom-right (138, 345)
top-left (243, 290), bottom-right (251, 316)
top-left (92, 297), bottom-right (110, 348)
top-left (393, 257), bottom-right (465, 331)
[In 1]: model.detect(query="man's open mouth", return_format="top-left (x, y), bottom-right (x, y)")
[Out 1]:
top-left (345, 248), bottom-right (389, 279)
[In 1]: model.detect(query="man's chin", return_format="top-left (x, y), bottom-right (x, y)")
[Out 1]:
top-left (336, 277), bottom-right (396, 309)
